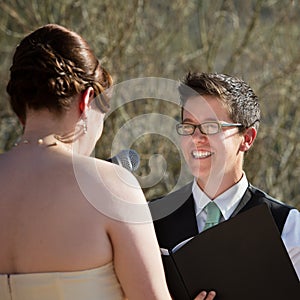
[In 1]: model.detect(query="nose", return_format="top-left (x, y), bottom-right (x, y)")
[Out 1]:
top-left (191, 127), bottom-right (208, 143)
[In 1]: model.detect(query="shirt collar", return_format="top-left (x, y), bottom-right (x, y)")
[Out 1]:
top-left (192, 173), bottom-right (249, 220)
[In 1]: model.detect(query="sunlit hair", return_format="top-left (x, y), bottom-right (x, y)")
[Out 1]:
top-left (178, 72), bottom-right (260, 131)
top-left (7, 24), bottom-right (112, 123)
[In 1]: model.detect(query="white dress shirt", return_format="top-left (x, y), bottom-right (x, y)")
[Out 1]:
top-left (192, 174), bottom-right (300, 280)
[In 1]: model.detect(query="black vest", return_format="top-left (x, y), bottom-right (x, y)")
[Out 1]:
top-left (150, 183), bottom-right (293, 250)
top-left (232, 184), bottom-right (292, 234)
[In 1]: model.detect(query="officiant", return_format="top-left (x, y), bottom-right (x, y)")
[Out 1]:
top-left (149, 72), bottom-right (300, 280)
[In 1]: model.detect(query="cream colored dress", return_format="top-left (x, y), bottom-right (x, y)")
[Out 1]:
top-left (0, 262), bottom-right (124, 300)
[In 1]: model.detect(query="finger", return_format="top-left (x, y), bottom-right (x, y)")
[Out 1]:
top-left (194, 291), bottom-right (207, 300)
top-left (206, 290), bottom-right (216, 300)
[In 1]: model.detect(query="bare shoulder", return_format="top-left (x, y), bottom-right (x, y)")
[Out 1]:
top-left (72, 155), bottom-right (149, 223)
top-left (73, 155), bottom-right (143, 200)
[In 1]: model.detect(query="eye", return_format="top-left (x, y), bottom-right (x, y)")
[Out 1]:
top-left (182, 124), bottom-right (195, 130)
top-left (201, 122), bottom-right (219, 134)
top-left (176, 123), bottom-right (196, 135)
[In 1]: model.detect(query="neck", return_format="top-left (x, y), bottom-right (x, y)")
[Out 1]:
top-left (17, 109), bottom-right (80, 153)
top-left (24, 109), bottom-right (76, 136)
top-left (14, 133), bottom-right (74, 153)
top-left (197, 170), bottom-right (244, 199)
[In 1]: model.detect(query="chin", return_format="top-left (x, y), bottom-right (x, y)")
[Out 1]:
top-left (191, 168), bottom-right (207, 180)
top-left (193, 166), bottom-right (218, 184)
top-left (188, 161), bottom-right (209, 176)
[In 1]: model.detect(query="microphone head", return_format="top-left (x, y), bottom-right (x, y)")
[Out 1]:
top-left (114, 149), bottom-right (140, 172)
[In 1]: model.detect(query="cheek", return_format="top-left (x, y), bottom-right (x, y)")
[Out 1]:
top-left (180, 136), bottom-right (193, 155)
top-left (221, 136), bottom-right (242, 160)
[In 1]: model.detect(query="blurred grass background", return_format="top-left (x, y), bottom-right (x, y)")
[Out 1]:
top-left (0, 0), bottom-right (299, 206)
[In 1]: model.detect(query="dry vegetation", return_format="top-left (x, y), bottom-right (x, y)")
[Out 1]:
top-left (0, 0), bottom-right (299, 207)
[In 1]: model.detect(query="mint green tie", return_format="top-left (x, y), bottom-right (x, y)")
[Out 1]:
top-left (203, 202), bottom-right (221, 230)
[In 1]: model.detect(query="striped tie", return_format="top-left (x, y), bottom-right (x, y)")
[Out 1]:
top-left (203, 202), bottom-right (221, 230)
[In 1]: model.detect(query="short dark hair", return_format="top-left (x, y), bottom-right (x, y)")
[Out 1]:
top-left (7, 24), bottom-right (112, 123)
top-left (178, 72), bottom-right (260, 131)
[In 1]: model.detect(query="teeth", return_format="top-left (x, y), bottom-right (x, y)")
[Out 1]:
top-left (192, 150), bottom-right (213, 159)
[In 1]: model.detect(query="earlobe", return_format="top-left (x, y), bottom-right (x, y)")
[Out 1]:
top-left (240, 127), bottom-right (257, 152)
top-left (79, 87), bottom-right (94, 114)
top-left (79, 101), bottom-right (85, 113)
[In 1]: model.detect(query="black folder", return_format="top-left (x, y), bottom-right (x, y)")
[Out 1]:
top-left (161, 204), bottom-right (300, 300)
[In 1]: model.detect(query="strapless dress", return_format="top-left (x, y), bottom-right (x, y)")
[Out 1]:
top-left (0, 262), bottom-right (124, 300)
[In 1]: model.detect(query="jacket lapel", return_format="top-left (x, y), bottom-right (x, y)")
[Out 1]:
top-left (151, 183), bottom-right (198, 249)
top-left (230, 186), bottom-right (252, 218)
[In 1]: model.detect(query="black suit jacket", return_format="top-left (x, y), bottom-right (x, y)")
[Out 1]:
top-left (149, 182), bottom-right (292, 250)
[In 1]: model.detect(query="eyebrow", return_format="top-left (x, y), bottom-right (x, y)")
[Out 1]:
top-left (182, 117), bottom-right (195, 123)
top-left (182, 117), bottom-right (218, 123)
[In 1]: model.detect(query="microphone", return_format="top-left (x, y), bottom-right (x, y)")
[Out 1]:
top-left (107, 149), bottom-right (140, 172)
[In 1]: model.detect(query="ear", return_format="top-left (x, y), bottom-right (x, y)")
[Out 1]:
top-left (79, 87), bottom-right (94, 114)
top-left (239, 127), bottom-right (257, 152)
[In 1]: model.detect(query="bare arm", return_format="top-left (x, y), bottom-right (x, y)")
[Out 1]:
top-left (108, 206), bottom-right (216, 300)
top-left (104, 165), bottom-right (216, 299)
top-left (107, 192), bottom-right (172, 299)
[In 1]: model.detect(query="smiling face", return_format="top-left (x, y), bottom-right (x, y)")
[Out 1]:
top-left (180, 95), bottom-right (252, 198)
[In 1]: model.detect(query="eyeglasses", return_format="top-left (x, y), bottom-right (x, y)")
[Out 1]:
top-left (176, 121), bottom-right (244, 136)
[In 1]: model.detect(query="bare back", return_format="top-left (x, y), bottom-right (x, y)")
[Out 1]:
top-left (0, 145), bottom-right (174, 300)
top-left (0, 145), bottom-right (113, 274)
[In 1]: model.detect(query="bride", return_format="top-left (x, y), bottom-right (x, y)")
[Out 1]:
top-left (0, 24), bottom-right (215, 300)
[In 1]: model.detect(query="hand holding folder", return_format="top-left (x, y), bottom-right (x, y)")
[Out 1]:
top-left (161, 204), bottom-right (300, 300)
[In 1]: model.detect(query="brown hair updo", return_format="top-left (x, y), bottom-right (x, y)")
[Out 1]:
top-left (7, 24), bottom-right (112, 123)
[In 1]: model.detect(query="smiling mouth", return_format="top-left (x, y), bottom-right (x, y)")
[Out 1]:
top-left (192, 150), bottom-right (213, 159)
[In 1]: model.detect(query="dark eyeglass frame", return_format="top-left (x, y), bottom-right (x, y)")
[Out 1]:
top-left (176, 121), bottom-right (244, 136)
